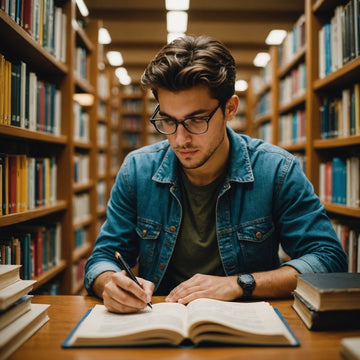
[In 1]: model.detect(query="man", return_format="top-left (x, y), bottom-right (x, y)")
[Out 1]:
top-left (84, 36), bottom-right (347, 313)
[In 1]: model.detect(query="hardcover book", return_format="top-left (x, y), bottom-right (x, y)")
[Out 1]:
top-left (294, 273), bottom-right (360, 311)
top-left (63, 298), bottom-right (299, 348)
top-left (292, 292), bottom-right (360, 330)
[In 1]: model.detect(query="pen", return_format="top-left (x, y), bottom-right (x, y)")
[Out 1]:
top-left (115, 251), bottom-right (152, 309)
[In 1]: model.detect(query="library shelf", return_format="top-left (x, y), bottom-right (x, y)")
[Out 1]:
top-left (324, 203), bottom-right (360, 219)
top-left (0, 201), bottom-right (68, 227)
top-left (33, 260), bottom-right (67, 291)
top-left (0, 124), bottom-right (67, 144)
top-left (73, 242), bottom-right (92, 263)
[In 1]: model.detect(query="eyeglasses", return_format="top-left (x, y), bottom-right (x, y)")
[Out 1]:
top-left (150, 103), bottom-right (221, 135)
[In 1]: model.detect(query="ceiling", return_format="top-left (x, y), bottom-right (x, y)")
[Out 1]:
top-left (86, 0), bottom-right (305, 84)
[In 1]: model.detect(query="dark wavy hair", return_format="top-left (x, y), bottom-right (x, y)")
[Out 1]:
top-left (141, 36), bottom-right (236, 108)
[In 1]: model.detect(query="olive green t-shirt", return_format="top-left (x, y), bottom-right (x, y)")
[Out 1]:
top-left (156, 169), bottom-right (226, 295)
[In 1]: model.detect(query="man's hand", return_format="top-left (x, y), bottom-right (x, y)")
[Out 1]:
top-left (165, 266), bottom-right (299, 305)
top-left (165, 274), bottom-right (241, 304)
top-left (93, 271), bottom-right (154, 313)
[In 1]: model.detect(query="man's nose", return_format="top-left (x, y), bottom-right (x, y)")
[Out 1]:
top-left (174, 123), bottom-right (191, 145)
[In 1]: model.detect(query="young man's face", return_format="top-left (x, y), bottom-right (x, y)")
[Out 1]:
top-left (157, 86), bottom-right (237, 173)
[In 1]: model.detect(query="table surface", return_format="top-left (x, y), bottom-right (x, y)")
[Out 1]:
top-left (7, 295), bottom-right (360, 360)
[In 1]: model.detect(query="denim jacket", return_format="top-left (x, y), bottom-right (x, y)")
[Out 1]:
top-left (84, 127), bottom-right (347, 294)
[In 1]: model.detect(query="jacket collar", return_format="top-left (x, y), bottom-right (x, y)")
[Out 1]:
top-left (152, 127), bottom-right (254, 184)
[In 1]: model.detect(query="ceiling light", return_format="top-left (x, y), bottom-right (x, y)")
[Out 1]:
top-left (165, 0), bottom-right (190, 10)
top-left (106, 51), bottom-right (124, 66)
top-left (99, 27), bottom-right (111, 44)
top-left (115, 67), bottom-right (131, 85)
top-left (253, 52), bottom-right (271, 67)
top-left (73, 93), bottom-right (94, 106)
top-left (167, 32), bottom-right (185, 43)
top-left (265, 30), bottom-right (287, 45)
top-left (167, 11), bottom-right (188, 33)
top-left (75, 0), bottom-right (89, 17)
top-left (235, 80), bottom-right (248, 92)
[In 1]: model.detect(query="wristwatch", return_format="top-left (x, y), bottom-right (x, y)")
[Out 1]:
top-left (237, 273), bottom-right (256, 299)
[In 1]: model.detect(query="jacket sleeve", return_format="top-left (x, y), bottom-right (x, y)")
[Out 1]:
top-left (273, 156), bottom-right (347, 273)
top-left (84, 156), bottom-right (139, 294)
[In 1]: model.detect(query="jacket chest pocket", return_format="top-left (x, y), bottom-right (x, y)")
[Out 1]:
top-left (236, 217), bottom-right (279, 271)
top-left (136, 218), bottom-right (162, 270)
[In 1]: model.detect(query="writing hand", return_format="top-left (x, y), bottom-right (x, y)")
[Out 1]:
top-left (102, 271), bottom-right (154, 313)
top-left (165, 274), bottom-right (241, 305)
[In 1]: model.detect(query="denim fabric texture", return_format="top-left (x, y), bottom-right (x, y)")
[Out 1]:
top-left (84, 127), bottom-right (347, 294)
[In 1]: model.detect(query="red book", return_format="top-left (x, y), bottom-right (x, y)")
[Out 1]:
top-left (22, 0), bottom-right (33, 36)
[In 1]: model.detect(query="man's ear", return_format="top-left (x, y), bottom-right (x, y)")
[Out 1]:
top-left (225, 95), bottom-right (240, 121)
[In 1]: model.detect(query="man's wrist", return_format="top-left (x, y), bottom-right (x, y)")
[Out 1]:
top-left (237, 273), bottom-right (256, 299)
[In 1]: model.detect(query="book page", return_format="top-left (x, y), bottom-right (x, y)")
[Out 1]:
top-left (187, 298), bottom-right (289, 335)
top-left (68, 303), bottom-right (189, 343)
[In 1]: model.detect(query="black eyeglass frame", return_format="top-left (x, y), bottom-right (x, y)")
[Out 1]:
top-left (150, 103), bottom-right (221, 135)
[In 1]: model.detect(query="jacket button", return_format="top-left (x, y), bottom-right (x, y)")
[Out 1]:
top-left (153, 277), bottom-right (159, 282)
top-left (142, 229), bottom-right (147, 236)
top-left (170, 225), bottom-right (176, 232)
top-left (256, 231), bottom-right (262, 239)
top-left (166, 242), bottom-right (171, 247)
top-left (159, 263), bottom-right (164, 269)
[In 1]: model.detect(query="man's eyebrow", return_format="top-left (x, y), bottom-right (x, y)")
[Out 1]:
top-left (158, 108), bottom-right (211, 118)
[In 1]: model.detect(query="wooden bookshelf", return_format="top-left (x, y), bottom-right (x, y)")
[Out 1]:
top-left (0, 0), bottom-right (118, 294)
top-left (249, 0), bottom-right (360, 272)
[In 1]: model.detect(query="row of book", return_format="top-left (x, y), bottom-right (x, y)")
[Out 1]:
top-left (279, 63), bottom-right (306, 106)
top-left (122, 98), bottom-right (143, 113)
top-left (320, 83), bottom-right (360, 139)
top-left (278, 14), bottom-right (306, 68)
top-left (0, 154), bottom-right (57, 216)
top-left (278, 109), bottom-right (306, 147)
top-left (73, 153), bottom-right (90, 185)
top-left (73, 192), bottom-right (90, 223)
top-left (122, 116), bottom-right (143, 132)
top-left (0, 55), bottom-right (62, 134)
top-left (73, 102), bottom-right (89, 142)
top-left (74, 46), bottom-right (88, 81)
top-left (0, 265), bottom-right (49, 359)
top-left (258, 122), bottom-right (273, 144)
top-left (254, 91), bottom-right (272, 119)
top-left (332, 218), bottom-right (360, 273)
top-left (319, 156), bottom-right (360, 207)
top-left (319, 1), bottom-right (360, 78)
top-left (0, 223), bottom-right (61, 280)
top-left (292, 272), bottom-right (360, 331)
top-left (1, 0), bottom-right (67, 61)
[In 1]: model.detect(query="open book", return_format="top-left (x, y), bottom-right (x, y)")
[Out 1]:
top-left (63, 298), bottom-right (299, 347)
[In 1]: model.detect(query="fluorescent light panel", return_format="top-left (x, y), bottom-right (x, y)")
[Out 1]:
top-left (167, 11), bottom-right (188, 33)
top-left (115, 67), bottom-right (131, 85)
top-left (75, 0), bottom-right (89, 17)
top-left (235, 80), bottom-right (248, 92)
top-left (253, 52), bottom-right (271, 67)
top-left (167, 32), bottom-right (185, 43)
top-left (265, 30), bottom-right (287, 45)
top-left (99, 27), bottom-right (111, 44)
top-left (106, 51), bottom-right (124, 66)
top-left (165, 0), bottom-right (189, 10)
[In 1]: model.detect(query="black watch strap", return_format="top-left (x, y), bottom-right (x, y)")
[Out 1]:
top-left (237, 273), bottom-right (256, 299)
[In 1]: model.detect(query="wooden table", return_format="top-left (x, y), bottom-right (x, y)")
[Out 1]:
top-left (8, 295), bottom-right (360, 360)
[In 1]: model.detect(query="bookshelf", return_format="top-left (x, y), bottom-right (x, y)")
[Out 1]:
top-left (249, 0), bottom-right (360, 272)
top-left (119, 83), bottom-right (146, 161)
top-left (0, 0), bottom-right (116, 294)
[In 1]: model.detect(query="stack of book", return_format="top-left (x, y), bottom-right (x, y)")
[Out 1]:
top-left (0, 265), bottom-right (49, 360)
top-left (292, 273), bottom-right (360, 331)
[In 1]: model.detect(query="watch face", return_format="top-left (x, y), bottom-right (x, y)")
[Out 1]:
top-left (239, 274), bottom-right (254, 285)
